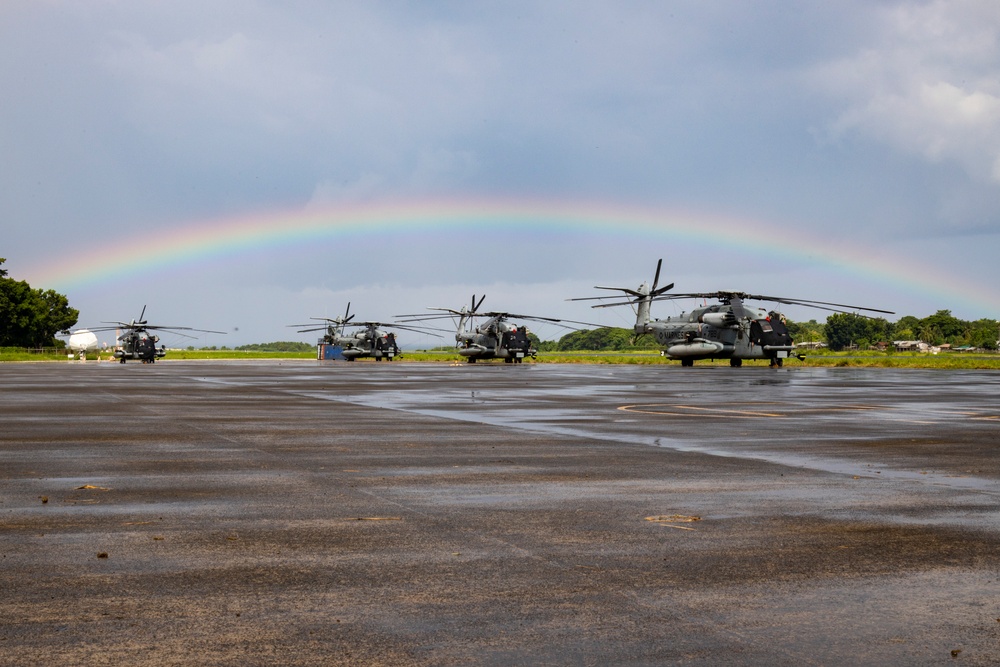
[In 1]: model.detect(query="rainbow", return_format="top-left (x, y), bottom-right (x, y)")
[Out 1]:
top-left (22, 197), bottom-right (998, 314)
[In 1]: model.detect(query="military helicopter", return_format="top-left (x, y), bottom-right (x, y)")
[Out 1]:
top-left (398, 295), bottom-right (597, 363)
top-left (572, 259), bottom-right (893, 367)
top-left (85, 306), bottom-right (225, 363)
top-left (290, 303), bottom-right (440, 361)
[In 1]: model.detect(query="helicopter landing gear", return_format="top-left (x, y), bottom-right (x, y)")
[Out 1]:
top-left (680, 359), bottom-right (694, 367)
top-left (730, 358), bottom-right (742, 367)
top-left (769, 357), bottom-right (783, 368)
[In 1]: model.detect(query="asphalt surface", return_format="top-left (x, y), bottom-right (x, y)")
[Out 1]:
top-left (2, 360), bottom-right (999, 666)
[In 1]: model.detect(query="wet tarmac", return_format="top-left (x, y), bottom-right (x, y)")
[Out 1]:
top-left (2, 361), bottom-right (999, 665)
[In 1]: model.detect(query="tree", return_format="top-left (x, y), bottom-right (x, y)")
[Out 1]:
top-left (787, 319), bottom-right (823, 343)
top-left (894, 327), bottom-right (914, 341)
top-left (554, 327), bottom-right (645, 351)
top-left (920, 310), bottom-right (964, 344)
top-left (866, 317), bottom-right (893, 343)
top-left (968, 319), bottom-right (999, 350)
top-left (0, 259), bottom-right (78, 347)
top-left (824, 313), bottom-right (872, 351)
top-left (892, 316), bottom-right (919, 341)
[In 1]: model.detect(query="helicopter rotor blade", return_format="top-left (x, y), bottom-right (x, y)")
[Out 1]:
top-left (588, 298), bottom-right (645, 309)
top-left (598, 286), bottom-right (644, 297)
top-left (376, 323), bottom-right (446, 338)
top-left (567, 291), bottom-right (640, 302)
top-left (747, 296), bottom-right (894, 315)
top-left (342, 303), bottom-right (354, 333)
top-left (650, 282), bottom-right (674, 298)
top-left (395, 309), bottom-right (464, 320)
top-left (478, 312), bottom-right (604, 330)
top-left (643, 291), bottom-right (895, 318)
top-left (141, 326), bottom-right (228, 335)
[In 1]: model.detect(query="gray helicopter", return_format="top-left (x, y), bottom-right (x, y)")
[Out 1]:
top-left (291, 303), bottom-right (440, 361)
top-left (572, 259), bottom-right (893, 367)
top-left (85, 306), bottom-right (225, 363)
top-left (398, 295), bottom-right (596, 363)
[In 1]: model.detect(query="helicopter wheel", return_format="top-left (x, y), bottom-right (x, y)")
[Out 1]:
top-left (730, 358), bottom-right (742, 367)
top-left (769, 358), bottom-right (783, 368)
top-left (504, 357), bottom-right (513, 364)
top-left (467, 358), bottom-right (476, 363)
top-left (681, 359), bottom-right (694, 367)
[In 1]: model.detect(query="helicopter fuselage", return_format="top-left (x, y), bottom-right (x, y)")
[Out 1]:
top-left (456, 317), bottom-right (535, 363)
top-left (322, 328), bottom-right (399, 361)
top-left (643, 303), bottom-right (794, 365)
top-left (114, 331), bottom-right (165, 363)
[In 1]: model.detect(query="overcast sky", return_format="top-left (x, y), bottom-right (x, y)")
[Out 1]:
top-left (3, 1), bottom-right (999, 347)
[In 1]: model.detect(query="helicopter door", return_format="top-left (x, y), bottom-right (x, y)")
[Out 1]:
top-left (749, 317), bottom-right (792, 349)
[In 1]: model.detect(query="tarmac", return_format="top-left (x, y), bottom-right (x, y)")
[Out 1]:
top-left (1, 360), bottom-right (999, 665)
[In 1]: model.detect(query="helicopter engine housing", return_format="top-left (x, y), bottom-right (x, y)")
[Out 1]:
top-left (699, 312), bottom-right (736, 328)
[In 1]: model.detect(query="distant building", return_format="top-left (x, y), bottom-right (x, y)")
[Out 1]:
top-left (892, 341), bottom-right (939, 353)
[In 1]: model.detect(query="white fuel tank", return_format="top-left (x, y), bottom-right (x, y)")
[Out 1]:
top-left (666, 341), bottom-right (724, 358)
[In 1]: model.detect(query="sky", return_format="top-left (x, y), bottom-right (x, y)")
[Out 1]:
top-left (3, 1), bottom-right (1000, 348)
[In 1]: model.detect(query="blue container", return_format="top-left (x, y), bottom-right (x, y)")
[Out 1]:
top-left (317, 344), bottom-right (346, 360)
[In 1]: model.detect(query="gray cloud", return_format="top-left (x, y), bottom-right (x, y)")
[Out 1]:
top-left (3, 1), bottom-right (999, 343)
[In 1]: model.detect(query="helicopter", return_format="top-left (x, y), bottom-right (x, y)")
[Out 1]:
top-left (572, 259), bottom-right (894, 367)
top-left (85, 306), bottom-right (225, 363)
top-left (290, 303), bottom-right (440, 361)
top-left (398, 295), bottom-right (597, 363)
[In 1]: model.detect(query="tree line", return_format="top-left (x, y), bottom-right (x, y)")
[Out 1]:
top-left (795, 311), bottom-right (998, 351)
top-left (0, 259), bottom-right (79, 348)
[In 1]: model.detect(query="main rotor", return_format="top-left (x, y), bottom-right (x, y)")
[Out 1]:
top-left (88, 305), bottom-right (226, 339)
top-left (571, 259), bottom-right (894, 319)
top-left (396, 294), bottom-right (600, 331)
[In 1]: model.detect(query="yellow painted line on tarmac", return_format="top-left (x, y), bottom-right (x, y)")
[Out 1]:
top-left (618, 404), bottom-right (785, 418)
top-left (830, 404), bottom-right (884, 411)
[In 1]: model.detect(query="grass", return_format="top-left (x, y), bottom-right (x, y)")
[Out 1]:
top-left (166, 349), bottom-right (315, 360)
top-left (3, 347), bottom-right (1000, 369)
top-left (0, 347), bottom-right (80, 362)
